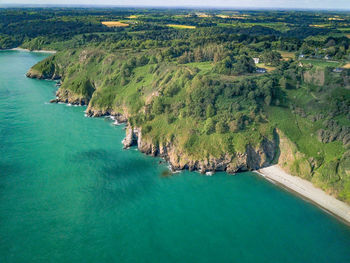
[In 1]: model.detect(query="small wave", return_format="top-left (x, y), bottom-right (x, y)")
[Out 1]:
top-left (168, 165), bottom-right (181, 174)
top-left (113, 120), bottom-right (122, 125)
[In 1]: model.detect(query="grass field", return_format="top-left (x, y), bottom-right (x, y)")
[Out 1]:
top-left (280, 51), bottom-right (295, 60)
top-left (216, 14), bottom-right (230, 19)
top-left (310, 24), bottom-right (331, 28)
top-left (231, 15), bottom-right (250, 19)
top-left (300, 59), bottom-right (341, 68)
top-left (337, 28), bottom-right (350, 32)
top-left (101, 21), bottom-right (129, 27)
top-left (167, 24), bottom-right (196, 29)
top-left (196, 13), bottom-right (210, 18)
top-left (256, 63), bottom-right (276, 72)
top-left (185, 61), bottom-right (213, 74)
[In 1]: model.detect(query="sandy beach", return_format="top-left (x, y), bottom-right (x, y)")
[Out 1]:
top-left (257, 165), bottom-right (350, 225)
top-left (10, 47), bottom-right (56, 53)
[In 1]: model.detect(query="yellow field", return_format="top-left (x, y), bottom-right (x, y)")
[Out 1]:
top-left (196, 13), bottom-right (210, 18)
top-left (167, 24), bottom-right (196, 29)
top-left (342, 63), bottom-right (350, 69)
top-left (216, 15), bottom-right (230, 19)
top-left (328, 17), bottom-right (344, 21)
top-left (310, 24), bottom-right (330, 28)
top-left (126, 15), bottom-right (139, 19)
top-left (346, 34), bottom-right (350, 39)
top-left (101, 21), bottom-right (129, 27)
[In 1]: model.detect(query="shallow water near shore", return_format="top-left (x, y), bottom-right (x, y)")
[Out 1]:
top-left (1, 50), bottom-right (350, 263)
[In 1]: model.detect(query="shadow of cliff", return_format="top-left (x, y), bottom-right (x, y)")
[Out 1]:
top-left (272, 129), bottom-right (281, 165)
top-left (70, 149), bottom-right (157, 209)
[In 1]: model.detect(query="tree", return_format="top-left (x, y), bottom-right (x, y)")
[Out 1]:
top-left (216, 120), bottom-right (228, 134)
top-left (262, 51), bottom-right (282, 66)
top-left (232, 55), bottom-right (256, 75)
top-left (152, 98), bottom-right (165, 114)
top-left (206, 104), bottom-right (215, 118)
top-left (203, 118), bottom-right (215, 135)
top-left (229, 120), bottom-right (239, 132)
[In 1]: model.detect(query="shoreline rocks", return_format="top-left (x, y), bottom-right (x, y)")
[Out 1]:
top-left (121, 120), bottom-right (278, 175)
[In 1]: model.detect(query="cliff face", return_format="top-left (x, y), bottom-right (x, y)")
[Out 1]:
top-left (49, 88), bottom-right (89, 105)
top-left (276, 129), bottom-right (313, 179)
top-left (122, 123), bottom-right (278, 174)
top-left (25, 55), bottom-right (61, 80)
top-left (26, 68), bottom-right (61, 80)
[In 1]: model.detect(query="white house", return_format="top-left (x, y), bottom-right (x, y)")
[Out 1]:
top-left (253, 57), bottom-right (260, 64)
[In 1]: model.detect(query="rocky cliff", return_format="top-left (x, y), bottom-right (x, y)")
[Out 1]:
top-left (27, 59), bottom-right (280, 174)
top-left (122, 123), bottom-right (278, 174)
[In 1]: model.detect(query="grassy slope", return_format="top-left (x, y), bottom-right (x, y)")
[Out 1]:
top-left (266, 65), bottom-right (350, 200)
top-left (30, 48), bottom-right (350, 203)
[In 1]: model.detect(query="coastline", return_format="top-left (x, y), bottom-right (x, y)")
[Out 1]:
top-left (256, 165), bottom-right (350, 225)
top-left (10, 47), bottom-right (56, 54)
top-left (25, 54), bottom-right (350, 227)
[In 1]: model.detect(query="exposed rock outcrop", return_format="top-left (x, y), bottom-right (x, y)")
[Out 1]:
top-left (122, 126), bottom-right (140, 149)
top-left (123, 124), bottom-right (278, 174)
top-left (276, 129), bottom-right (313, 179)
top-left (25, 60), bottom-right (60, 80)
top-left (49, 88), bottom-right (89, 105)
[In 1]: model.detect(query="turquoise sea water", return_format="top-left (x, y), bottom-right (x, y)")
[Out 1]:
top-left (0, 50), bottom-right (350, 263)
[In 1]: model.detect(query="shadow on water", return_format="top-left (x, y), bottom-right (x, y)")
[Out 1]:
top-left (160, 170), bottom-right (172, 177)
top-left (74, 149), bottom-right (110, 160)
top-left (0, 162), bottom-right (22, 176)
top-left (70, 149), bottom-right (157, 208)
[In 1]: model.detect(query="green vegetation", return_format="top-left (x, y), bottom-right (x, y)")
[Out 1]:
top-left (3, 8), bottom-right (350, 203)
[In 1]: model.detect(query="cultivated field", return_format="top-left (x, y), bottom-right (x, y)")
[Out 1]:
top-left (101, 21), bottom-right (129, 27)
top-left (300, 59), bottom-right (341, 68)
top-left (126, 15), bottom-right (139, 19)
top-left (167, 24), bottom-right (196, 29)
top-left (216, 14), bottom-right (230, 19)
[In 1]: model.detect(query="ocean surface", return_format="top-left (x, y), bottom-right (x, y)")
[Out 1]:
top-left (0, 50), bottom-right (350, 263)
